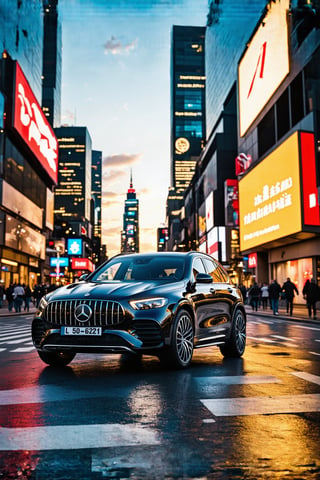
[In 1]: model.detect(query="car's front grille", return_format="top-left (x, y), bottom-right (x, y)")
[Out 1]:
top-left (44, 299), bottom-right (125, 327)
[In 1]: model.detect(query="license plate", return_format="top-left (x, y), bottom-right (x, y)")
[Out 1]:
top-left (61, 326), bottom-right (102, 336)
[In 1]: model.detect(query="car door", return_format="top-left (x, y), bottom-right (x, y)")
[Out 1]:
top-left (193, 256), bottom-right (235, 346)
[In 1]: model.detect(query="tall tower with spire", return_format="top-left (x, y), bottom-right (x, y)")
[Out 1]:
top-left (121, 170), bottom-right (139, 253)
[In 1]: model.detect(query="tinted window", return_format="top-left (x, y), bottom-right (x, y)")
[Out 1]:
top-left (202, 257), bottom-right (224, 282)
top-left (92, 255), bottom-right (185, 282)
top-left (192, 257), bottom-right (206, 282)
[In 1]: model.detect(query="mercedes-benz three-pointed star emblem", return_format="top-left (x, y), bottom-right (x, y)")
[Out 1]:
top-left (74, 304), bottom-right (92, 323)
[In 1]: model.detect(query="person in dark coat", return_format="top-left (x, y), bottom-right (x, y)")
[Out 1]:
top-left (303, 278), bottom-right (320, 319)
top-left (281, 277), bottom-right (299, 316)
top-left (5, 284), bottom-right (14, 312)
top-left (268, 279), bottom-right (281, 315)
top-left (248, 282), bottom-right (260, 312)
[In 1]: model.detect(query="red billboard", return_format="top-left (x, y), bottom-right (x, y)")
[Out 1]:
top-left (300, 132), bottom-right (320, 226)
top-left (13, 62), bottom-right (58, 183)
top-left (71, 258), bottom-right (94, 272)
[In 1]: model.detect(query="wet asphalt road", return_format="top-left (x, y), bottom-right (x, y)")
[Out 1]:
top-left (0, 313), bottom-right (319, 480)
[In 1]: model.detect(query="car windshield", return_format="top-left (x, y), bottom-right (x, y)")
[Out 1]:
top-left (91, 255), bottom-right (185, 282)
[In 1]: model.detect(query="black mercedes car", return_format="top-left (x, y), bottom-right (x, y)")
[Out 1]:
top-left (32, 251), bottom-right (246, 369)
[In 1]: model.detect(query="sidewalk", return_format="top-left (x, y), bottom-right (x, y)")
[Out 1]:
top-left (0, 304), bottom-right (37, 317)
top-left (245, 300), bottom-right (320, 325)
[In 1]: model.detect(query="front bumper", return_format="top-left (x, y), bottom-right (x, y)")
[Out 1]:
top-left (32, 318), bottom-right (165, 355)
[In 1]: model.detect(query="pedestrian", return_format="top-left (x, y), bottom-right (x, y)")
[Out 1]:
top-left (302, 278), bottom-right (320, 319)
top-left (248, 282), bottom-right (260, 312)
top-left (260, 282), bottom-right (269, 310)
top-left (23, 284), bottom-right (32, 312)
top-left (0, 284), bottom-right (3, 308)
top-left (268, 279), bottom-right (281, 315)
top-left (13, 283), bottom-right (25, 313)
top-left (33, 283), bottom-right (46, 307)
top-left (239, 284), bottom-right (247, 304)
top-left (281, 277), bottom-right (299, 316)
top-left (5, 284), bottom-right (14, 312)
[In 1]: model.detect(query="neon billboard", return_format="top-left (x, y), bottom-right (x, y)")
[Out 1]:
top-left (13, 62), bottom-right (58, 183)
top-left (239, 131), bottom-right (320, 251)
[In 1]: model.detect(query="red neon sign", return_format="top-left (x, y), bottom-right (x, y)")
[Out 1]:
top-left (71, 258), bottom-right (94, 272)
top-left (300, 132), bottom-right (320, 226)
top-left (13, 62), bottom-right (58, 183)
top-left (248, 253), bottom-right (257, 269)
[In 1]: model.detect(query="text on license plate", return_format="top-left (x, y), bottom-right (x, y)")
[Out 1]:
top-left (61, 326), bottom-right (102, 336)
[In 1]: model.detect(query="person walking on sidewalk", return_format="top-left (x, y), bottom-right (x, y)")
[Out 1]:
top-left (302, 278), bottom-right (320, 319)
top-left (260, 283), bottom-right (269, 310)
top-left (248, 282), bottom-right (260, 312)
top-left (13, 283), bottom-right (25, 313)
top-left (268, 279), bottom-right (281, 315)
top-left (5, 284), bottom-right (14, 312)
top-left (281, 277), bottom-right (299, 316)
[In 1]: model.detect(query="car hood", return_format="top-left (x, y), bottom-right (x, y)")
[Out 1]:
top-left (47, 280), bottom-right (185, 301)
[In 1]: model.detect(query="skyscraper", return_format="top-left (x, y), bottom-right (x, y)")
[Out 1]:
top-left (171, 25), bottom-right (206, 194)
top-left (91, 150), bottom-right (102, 264)
top-left (42, 0), bottom-right (62, 127)
top-left (167, 25), bottom-right (206, 250)
top-left (54, 126), bottom-right (92, 242)
top-left (121, 172), bottom-right (139, 253)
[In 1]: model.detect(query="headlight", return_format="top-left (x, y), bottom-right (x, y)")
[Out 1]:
top-left (129, 297), bottom-right (167, 310)
top-left (38, 295), bottom-right (49, 311)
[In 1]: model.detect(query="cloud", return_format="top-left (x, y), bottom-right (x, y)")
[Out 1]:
top-left (103, 153), bottom-right (142, 167)
top-left (103, 36), bottom-right (138, 55)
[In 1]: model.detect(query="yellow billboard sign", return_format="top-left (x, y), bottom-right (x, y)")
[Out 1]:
top-left (239, 132), bottom-right (301, 251)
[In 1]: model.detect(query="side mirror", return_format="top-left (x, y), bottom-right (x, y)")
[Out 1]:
top-left (79, 274), bottom-right (88, 281)
top-left (196, 273), bottom-right (213, 284)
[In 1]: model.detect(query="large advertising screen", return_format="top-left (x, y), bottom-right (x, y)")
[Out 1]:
top-left (13, 62), bottom-right (58, 183)
top-left (239, 131), bottom-right (320, 252)
top-left (238, 0), bottom-right (290, 137)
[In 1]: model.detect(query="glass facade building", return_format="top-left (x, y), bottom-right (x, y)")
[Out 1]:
top-left (205, 0), bottom-right (267, 138)
top-left (42, 0), bottom-right (62, 128)
top-left (54, 126), bottom-right (92, 230)
top-left (0, 0), bottom-right (58, 288)
top-left (171, 25), bottom-right (206, 194)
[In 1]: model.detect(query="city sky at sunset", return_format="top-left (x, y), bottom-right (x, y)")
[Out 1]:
top-left (59, 0), bottom-right (208, 258)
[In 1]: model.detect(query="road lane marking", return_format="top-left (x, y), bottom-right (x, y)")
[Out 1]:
top-left (0, 385), bottom-right (133, 405)
top-left (195, 375), bottom-right (281, 385)
top-left (201, 394), bottom-right (320, 417)
top-left (271, 335), bottom-right (296, 341)
top-left (0, 424), bottom-right (160, 451)
top-left (247, 336), bottom-right (276, 343)
top-left (292, 325), bottom-right (320, 331)
top-left (0, 333), bottom-right (31, 343)
top-left (11, 347), bottom-right (35, 352)
top-left (291, 372), bottom-right (320, 385)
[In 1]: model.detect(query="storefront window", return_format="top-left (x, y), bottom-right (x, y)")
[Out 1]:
top-left (273, 257), bottom-right (313, 303)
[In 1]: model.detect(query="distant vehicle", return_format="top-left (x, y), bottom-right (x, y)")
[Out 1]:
top-left (32, 251), bottom-right (246, 369)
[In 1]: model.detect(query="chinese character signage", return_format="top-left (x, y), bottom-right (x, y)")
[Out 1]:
top-left (239, 131), bottom-right (320, 251)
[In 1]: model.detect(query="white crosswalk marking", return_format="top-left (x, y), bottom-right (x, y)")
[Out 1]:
top-left (291, 372), bottom-right (320, 385)
top-left (0, 424), bottom-right (160, 451)
top-left (201, 394), bottom-right (320, 417)
top-left (0, 325), bottom-right (33, 353)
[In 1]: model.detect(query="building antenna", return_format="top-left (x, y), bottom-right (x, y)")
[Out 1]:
top-left (130, 168), bottom-right (133, 188)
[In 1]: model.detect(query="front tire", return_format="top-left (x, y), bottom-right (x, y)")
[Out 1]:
top-left (37, 350), bottom-right (76, 367)
top-left (220, 309), bottom-right (246, 358)
top-left (160, 310), bottom-right (194, 369)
